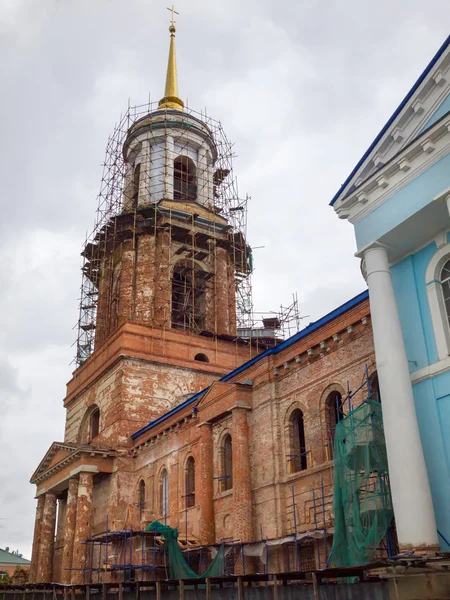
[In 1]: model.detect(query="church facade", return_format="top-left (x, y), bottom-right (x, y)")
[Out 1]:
top-left (332, 36), bottom-right (450, 552)
top-left (29, 22), bottom-right (381, 583)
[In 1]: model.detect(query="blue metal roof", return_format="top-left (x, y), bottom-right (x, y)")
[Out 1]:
top-left (131, 289), bottom-right (369, 439)
top-left (330, 35), bottom-right (450, 207)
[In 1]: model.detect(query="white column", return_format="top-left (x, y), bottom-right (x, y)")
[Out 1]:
top-left (363, 244), bottom-right (438, 548)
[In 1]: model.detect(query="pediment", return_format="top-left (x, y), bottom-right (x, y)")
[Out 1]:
top-left (332, 37), bottom-right (450, 207)
top-left (196, 381), bottom-right (235, 409)
top-left (30, 442), bottom-right (78, 482)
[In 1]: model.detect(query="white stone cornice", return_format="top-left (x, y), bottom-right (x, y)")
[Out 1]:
top-left (340, 119), bottom-right (450, 223)
top-left (412, 99), bottom-right (425, 114)
top-left (392, 127), bottom-right (404, 143)
top-left (433, 71), bottom-right (447, 87)
top-left (333, 55), bottom-right (450, 205)
top-left (398, 157), bottom-right (411, 172)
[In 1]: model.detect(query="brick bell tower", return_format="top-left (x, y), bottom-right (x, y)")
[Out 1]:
top-left (89, 23), bottom-right (247, 350)
top-left (29, 18), bottom-right (254, 584)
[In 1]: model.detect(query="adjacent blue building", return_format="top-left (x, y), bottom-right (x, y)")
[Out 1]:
top-left (332, 37), bottom-right (450, 551)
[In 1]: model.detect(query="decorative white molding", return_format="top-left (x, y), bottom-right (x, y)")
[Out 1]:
top-left (337, 121), bottom-right (450, 223)
top-left (434, 231), bottom-right (448, 249)
top-left (392, 127), bottom-right (404, 143)
top-left (357, 192), bottom-right (369, 204)
top-left (376, 175), bottom-right (389, 189)
top-left (69, 465), bottom-right (99, 477)
top-left (425, 244), bottom-right (450, 360)
top-left (433, 71), bottom-right (447, 87)
top-left (332, 334), bottom-right (340, 342)
top-left (333, 54), bottom-right (450, 206)
top-left (320, 341), bottom-right (326, 349)
top-left (398, 157), bottom-right (411, 172)
top-left (422, 140), bottom-right (435, 154)
top-left (373, 153), bottom-right (384, 167)
top-left (307, 348), bottom-right (314, 357)
top-left (412, 99), bottom-right (425, 114)
top-left (411, 354), bottom-right (450, 385)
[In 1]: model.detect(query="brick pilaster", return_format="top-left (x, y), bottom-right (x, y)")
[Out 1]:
top-left (198, 422), bottom-right (215, 544)
top-left (232, 406), bottom-right (253, 541)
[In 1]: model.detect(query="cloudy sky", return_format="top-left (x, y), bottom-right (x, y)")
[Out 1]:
top-left (0, 0), bottom-right (449, 559)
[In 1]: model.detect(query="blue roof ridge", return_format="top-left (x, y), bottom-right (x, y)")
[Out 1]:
top-left (131, 289), bottom-right (369, 440)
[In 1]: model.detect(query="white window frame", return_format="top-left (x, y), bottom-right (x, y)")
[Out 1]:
top-left (425, 244), bottom-right (450, 360)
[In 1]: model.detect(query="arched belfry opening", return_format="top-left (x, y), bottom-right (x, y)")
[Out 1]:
top-left (131, 163), bottom-right (141, 208)
top-left (174, 155), bottom-right (197, 201)
top-left (171, 261), bottom-right (209, 331)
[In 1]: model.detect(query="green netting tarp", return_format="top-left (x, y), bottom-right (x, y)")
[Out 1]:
top-left (145, 521), bottom-right (225, 579)
top-left (330, 399), bottom-right (394, 567)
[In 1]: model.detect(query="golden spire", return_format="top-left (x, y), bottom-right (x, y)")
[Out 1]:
top-left (158, 6), bottom-right (184, 111)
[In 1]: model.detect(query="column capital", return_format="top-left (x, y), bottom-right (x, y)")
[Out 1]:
top-left (433, 186), bottom-right (450, 215)
top-left (358, 243), bottom-right (391, 281)
top-left (230, 402), bottom-right (251, 412)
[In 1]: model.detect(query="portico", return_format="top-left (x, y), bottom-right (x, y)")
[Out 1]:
top-left (29, 444), bottom-right (115, 583)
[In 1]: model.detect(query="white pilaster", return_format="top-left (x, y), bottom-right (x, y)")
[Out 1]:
top-left (122, 164), bottom-right (134, 210)
top-left (363, 244), bottom-right (438, 548)
top-left (138, 139), bottom-right (150, 206)
top-left (197, 146), bottom-right (208, 206)
top-left (164, 135), bottom-right (174, 199)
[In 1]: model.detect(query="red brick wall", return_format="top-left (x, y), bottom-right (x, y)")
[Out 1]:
top-left (36, 298), bottom-right (375, 579)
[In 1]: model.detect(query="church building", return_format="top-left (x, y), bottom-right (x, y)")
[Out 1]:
top-left (332, 36), bottom-right (450, 553)
top-left (29, 18), bottom-right (386, 583)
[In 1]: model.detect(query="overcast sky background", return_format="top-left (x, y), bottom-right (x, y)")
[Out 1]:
top-left (0, 0), bottom-right (449, 560)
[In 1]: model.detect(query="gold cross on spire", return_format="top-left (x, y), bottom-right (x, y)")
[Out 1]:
top-left (167, 5), bottom-right (179, 28)
top-left (158, 5), bottom-right (184, 111)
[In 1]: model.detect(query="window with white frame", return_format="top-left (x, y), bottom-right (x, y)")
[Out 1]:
top-left (425, 245), bottom-right (450, 361)
top-left (440, 259), bottom-right (450, 327)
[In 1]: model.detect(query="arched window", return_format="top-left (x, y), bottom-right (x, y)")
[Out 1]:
top-left (174, 156), bottom-right (197, 201)
top-left (172, 262), bottom-right (207, 331)
top-left (194, 353), bottom-right (209, 363)
top-left (425, 247), bottom-right (450, 360)
top-left (441, 259), bottom-right (450, 326)
top-left (132, 163), bottom-right (141, 208)
top-left (90, 408), bottom-right (100, 440)
top-left (185, 457), bottom-right (195, 508)
top-left (369, 372), bottom-right (381, 403)
top-left (138, 480), bottom-right (146, 521)
top-left (325, 392), bottom-right (344, 460)
top-left (289, 409), bottom-right (307, 473)
top-left (222, 435), bottom-right (233, 492)
top-left (160, 469), bottom-right (169, 522)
